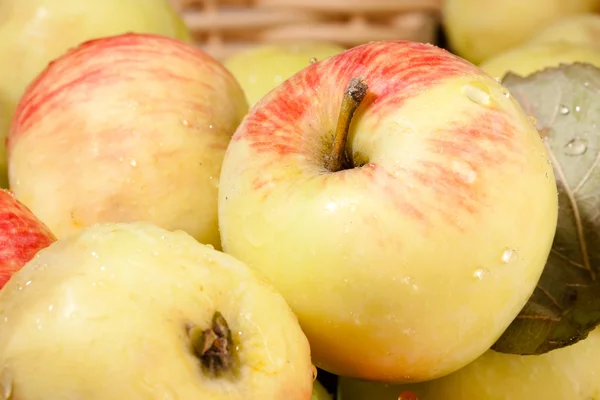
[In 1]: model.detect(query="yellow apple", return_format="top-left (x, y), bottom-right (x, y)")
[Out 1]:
top-left (0, 222), bottom-right (314, 399)
top-left (479, 41), bottom-right (600, 81)
top-left (0, 0), bottom-right (192, 188)
top-left (217, 41), bottom-right (558, 382)
top-left (442, 0), bottom-right (600, 64)
top-left (338, 327), bottom-right (600, 399)
top-left (8, 33), bottom-right (248, 249)
top-left (527, 12), bottom-right (600, 48)
top-left (223, 42), bottom-right (345, 107)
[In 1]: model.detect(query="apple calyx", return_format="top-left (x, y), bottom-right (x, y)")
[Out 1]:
top-left (188, 311), bottom-right (237, 378)
top-left (327, 77), bottom-right (368, 173)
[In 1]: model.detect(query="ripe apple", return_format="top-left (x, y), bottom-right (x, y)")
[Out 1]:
top-left (337, 327), bottom-right (600, 399)
top-left (217, 40), bottom-right (558, 382)
top-left (223, 42), bottom-right (346, 107)
top-left (0, 222), bottom-right (314, 399)
top-left (7, 33), bottom-right (248, 249)
top-left (479, 41), bottom-right (600, 81)
top-left (0, 0), bottom-right (192, 189)
top-left (0, 188), bottom-right (55, 289)
top-left (442, 0), bottom-right (600, 64)
top-left (527, 12), bottom-right (600, 48)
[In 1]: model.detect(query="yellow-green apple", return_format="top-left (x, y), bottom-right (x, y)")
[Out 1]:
top-left (223, 42), bottom-right (346, 107)
top-left (217, 40), bottom-right (558, 382)
top-left (442, 0), bottom-right (600, 64)
top-left (479, 41), bottom-right (600, 81)
top-left (338, 327), bottom-right (600, 399)
top-left (7, 33), bottom-right (248, 249)
top-left (0, 0), bottom-right (192, 189)
top-left (0, 222), bottom-right (314, 399)
top-left (527, 12), bottom-right (600, 48)
top-left (0, 189), bottom-right (55, 289)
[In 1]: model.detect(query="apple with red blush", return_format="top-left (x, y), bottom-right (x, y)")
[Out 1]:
top-left (218, 40), bottom-right (558, 382)
top-left (0, 189), bottom-right (55, 290)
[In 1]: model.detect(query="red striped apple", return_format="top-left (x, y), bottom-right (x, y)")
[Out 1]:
top-left (0, 0), bottom-right (192, 188)
top-left (7, 33), bottom-right (248, 249)
top-left (0, 188), bottom-right (55, 290)
top-left (218, 41), bottom-right (558, 382)
top-left (0, 222), bottom-right (314, 399)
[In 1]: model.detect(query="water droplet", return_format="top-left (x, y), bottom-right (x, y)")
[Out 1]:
top-left (208, 124), bottom-right (214, 129)
top-left (309, 57), bottom-right (318, 64)
top-left (181, 119), bottom-right (190, 127)
top-left (462, 82), bottom-right (491, 106)
top-left (205, 244), bottom-right (214, 250)
top-left (130, 160), bottom-right (137, 167)
top-left (500, 87), bottom-right (510, 98)
top-left (0, 368), bottom-right (13, 400)
top-left (91, 251), bottom-right (99, 259)
top-left (528, 116), bottom-right (537, 126)
top-left (575, 105), bottom-right (581, 113)
top-left (501, 248), bottom-right (518, 263)
top-left (311, 365), bottom-right (318, 381)
top-left (451, 160), bottom-right (477, 184)
top-left (474, 268), bottom-right (490, 280)
top-left (559, 105), bottom-right (570, 115)
top-left (564, 137), bottom-right (588, 156)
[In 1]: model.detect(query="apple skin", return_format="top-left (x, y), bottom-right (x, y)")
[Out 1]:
top-left (0, 0), bottom-right (192, 189)
top-left (217, 40), bottom-right (558, 382)
top-left (479, 42), bottom-right (600, 81)
top-left (337, 327), bottom-right (600, 400)
top-left (0, 188), bottom-right (55, 289)
top-left (223, 42), bottom-right (346, 107)
top-left (8, 33), bottom-right (248, 249)
top-left (527, 13), bottom-right (600, 48)
top-left (442, 0), bottom-right (600, 64)
top-left (0, 222), bottom-right (314, 399)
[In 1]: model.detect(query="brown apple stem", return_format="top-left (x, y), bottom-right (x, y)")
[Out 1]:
top-left (189, 311), bottom-right (236, 377)
top-left (327, 77), bottom-right (368, 172)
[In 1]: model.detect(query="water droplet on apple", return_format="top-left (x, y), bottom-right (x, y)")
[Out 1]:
top-left (575, 105), bottom-right (582, 113)
top-left (473, 268), bottom-right (490, 280)
top-left (451, 160), bottom-right (477, 184)
top-left (130, 159), bottom-right (137, 167)
top-left (181, 119), bottom-right (190, 127)
top-left (311, 365), bottom-right (318, 381)
top-left (205, 244), bottom-right (214, 250)
top-left (0, 368), bottom-right (13, 400)
top-left (564, 137), bottom-right (588, 156)
top-left (559, 105), bottom-right (570, 115)
top-left (528, 115), bottom-right (537, 127)
top-left (501, 248), bottom-right (518, 264)
top-left (500, 87), bottom-right (510, 98)
top-left (91, 251), bottom-right (99, 259)
top-left (242, 213), bottom-right (267, 247)
top-left (462, 82), bottom-right (491, 106)
top-left (309, 57), bottom-right (318, 64)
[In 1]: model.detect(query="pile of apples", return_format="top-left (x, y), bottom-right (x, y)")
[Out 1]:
top-left (443, 0), bottom-right (600, 80)
top-left (2, 1), bottom-right (598, 399)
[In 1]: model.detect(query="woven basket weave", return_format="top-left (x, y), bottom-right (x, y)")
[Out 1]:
top-left (169, 0), bottom-right (443, 60)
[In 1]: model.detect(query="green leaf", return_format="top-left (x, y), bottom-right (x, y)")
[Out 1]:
top-left (492, 63), bottom-right (600, 355)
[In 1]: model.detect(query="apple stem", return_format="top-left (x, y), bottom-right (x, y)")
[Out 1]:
top-left (189, 311), bottom-right (237, 378)
top-left (327, 77), bottom-right (368, 172)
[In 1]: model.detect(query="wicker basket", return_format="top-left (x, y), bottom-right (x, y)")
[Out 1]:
top-left (169, 0), bottom-right (443, 60)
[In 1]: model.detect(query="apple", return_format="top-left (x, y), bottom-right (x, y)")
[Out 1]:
top-left (337, 327), bottom-right (600, 399)
top-left (0, 0), bottom-right (192, 189)
top-left (217, 40), bottom-right (558, 382)
top-left (527, 12), bottom-right (600, 48)
top-left (442, 0), bottom-right (600, 64)
top-left (479, 41), bottom-right (600, 81)
top-left (0, 222), bottom-right (314, 399)
top-left (7, 32), bottom-right (248, 249)
top-left (0, 188), bottom-right (55, 289)
top-left (223, 42), bottom-right (346, 107)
